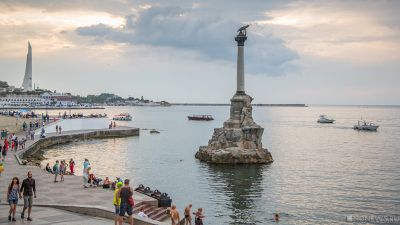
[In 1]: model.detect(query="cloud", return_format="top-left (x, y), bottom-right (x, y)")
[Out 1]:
top-left (75, 6), bottom-right (298, 75)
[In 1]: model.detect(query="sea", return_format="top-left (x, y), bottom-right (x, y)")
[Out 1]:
top-left (35, 105), bottom-right (400, 224)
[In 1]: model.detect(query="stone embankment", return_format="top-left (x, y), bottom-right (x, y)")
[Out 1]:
top-left (17, 127), bottom-right (139, 164)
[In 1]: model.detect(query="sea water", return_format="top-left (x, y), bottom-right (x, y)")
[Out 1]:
top-left (39, 105), bottom-right (400, 224)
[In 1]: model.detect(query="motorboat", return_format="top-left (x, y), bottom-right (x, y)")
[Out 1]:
top-left (353, 120), bottom-right (379, 131)
top-left (317, 115), bottom-right (335, 123)
top-left (112, 113), bottom-right (132, 121)
top-left (188, 115), bottom-right (214, 121)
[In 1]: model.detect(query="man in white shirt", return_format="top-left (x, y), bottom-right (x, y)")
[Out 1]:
top-left (138, 208), bottom-right (148, 218)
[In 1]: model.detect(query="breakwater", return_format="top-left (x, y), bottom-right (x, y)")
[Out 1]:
top-left (16, 127), bottom-right (139, 164)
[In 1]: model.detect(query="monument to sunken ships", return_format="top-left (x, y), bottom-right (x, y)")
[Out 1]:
top-left (195, 25), bottom-right (273, 164)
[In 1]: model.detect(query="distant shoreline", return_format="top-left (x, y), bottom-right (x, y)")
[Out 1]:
top-left (171, 103), bottom-right (308, 107)
top-left (1, 107), bottom-right (105, 110)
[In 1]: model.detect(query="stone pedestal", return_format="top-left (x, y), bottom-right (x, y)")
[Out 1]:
top-left (195, 93), bottom-right (273, 164)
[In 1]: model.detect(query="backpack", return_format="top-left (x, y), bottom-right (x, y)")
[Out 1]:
top-left (53, 164), bottom-right (57, 172)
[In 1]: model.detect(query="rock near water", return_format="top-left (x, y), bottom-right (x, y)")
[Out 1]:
top-left (195, 93), bottom-right (273, 164)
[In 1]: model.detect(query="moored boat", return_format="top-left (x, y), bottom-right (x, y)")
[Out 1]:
top-left (188, 115), bottom-right (214, 121)
top-left (353, 120), bottom-right (379, 131)
top-left (317, 115), bottom-right (335, 123)
top-left (113, 113), bottom-right (132, 121)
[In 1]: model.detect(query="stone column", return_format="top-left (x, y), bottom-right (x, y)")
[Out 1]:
top-left (235, 32), bottom-right (247, 94)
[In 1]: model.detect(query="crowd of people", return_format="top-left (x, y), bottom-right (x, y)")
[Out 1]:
top-left (0, 110), bottom-right (37, 118)
top-left (168, 204), bottom-right (205, 225)
top-left (1, 131), bottom-right (29, 162)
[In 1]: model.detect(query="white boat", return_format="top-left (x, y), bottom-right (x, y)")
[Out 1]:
top-left (112, 113), bottom-right (132, 121)
top-left (353, 120), bottom-right (379, 131)
top-left (317, 115), bottom-right (335, 123)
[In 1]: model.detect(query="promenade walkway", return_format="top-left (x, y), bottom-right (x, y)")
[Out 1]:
top-left (0, 127), bottom-right (167, 225)
top-left (0, 205), bottom-right (113, 225)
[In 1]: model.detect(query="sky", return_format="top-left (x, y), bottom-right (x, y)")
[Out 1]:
top-left (0, 0), bottom-right (399, 104)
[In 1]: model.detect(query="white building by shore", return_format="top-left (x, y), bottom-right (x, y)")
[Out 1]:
top-left (0, 92), bottom-right (77, 107)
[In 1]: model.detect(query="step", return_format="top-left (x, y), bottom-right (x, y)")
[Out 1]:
top-left (147, 207), bottom-right (165, 217)
top-left (153, 213), bottom-right (169, 222)
top-left (149, 209), bottom-right (166, 220)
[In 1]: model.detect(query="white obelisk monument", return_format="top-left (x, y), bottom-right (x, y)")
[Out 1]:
top-left (21, 42), bottom-right (33, 91)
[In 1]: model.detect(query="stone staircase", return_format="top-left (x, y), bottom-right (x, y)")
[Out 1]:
top-left (133, 202), bottom-right (169, 222)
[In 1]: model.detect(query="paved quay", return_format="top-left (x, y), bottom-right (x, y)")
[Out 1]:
top-left (0, 205), bottom-right (113, 225)
top-left (0, 126), bottom-right (168, 225)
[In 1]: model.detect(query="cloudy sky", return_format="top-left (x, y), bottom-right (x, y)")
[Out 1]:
top-left (0, 0), bottom-right (399, 104)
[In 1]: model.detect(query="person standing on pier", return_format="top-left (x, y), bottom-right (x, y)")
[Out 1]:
top-left (30, 130), bottom-right (34, 141)
top-left (20, 171), bottom-right (36, 221)
top-left (118, 179), bottom-right (134, 225)
top-left (113, 181), bottom-right (123, 225)
top-left (69, 158), bottom-right (75, 175)
top-left (53, 160), bottom-right (59, 182)
top-left (59, 160), bottom-right (65, 182)
top-left (83, 159), bottom-right (90, 188)
top-left (193, 208), bottom-right (204, 225)
top-left (59, 125), bottom-right (62, 134)
top-left (55, 125), bottom-right (58, 134)
top-left (170, 205), bottom-right (180, 225)
top-left (184, 204), bottom-right (193, 225)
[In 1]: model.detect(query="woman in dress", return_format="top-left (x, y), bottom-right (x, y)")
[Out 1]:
top-left (7, 177), bottom-right (21, 221)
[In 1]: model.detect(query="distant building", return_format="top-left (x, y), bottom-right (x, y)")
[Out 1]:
top-left (0, 92), bottom-right (76, 107)
top-left (0, 94), bottom-right (45, 107)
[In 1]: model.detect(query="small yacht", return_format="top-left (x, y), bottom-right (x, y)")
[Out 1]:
top-left (353, 120), bottom-right (379, 131)
top-left (112, 113), bottom-right (132, 121)
top-left (317, 115), bottom-right (335, 123)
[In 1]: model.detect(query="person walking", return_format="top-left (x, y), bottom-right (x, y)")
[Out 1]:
top-left (59, 126), bottom-right (62, 134)
top-left (184, 204), bottom-right (193, 225)
top-left (118, 179), bottom-right (134, 225)
top-left (55, 125), bottom-right (58, 134)
top-left (69, 158), bottom-right (75, 175)
top-left (53, 160), bottom-right (59, 182)
top-left (113, 181), bottom-right (123, 225)
top-left (20, 171), bottom-right (36, 221)
top-left (7, 177), bottom-right (21, 221)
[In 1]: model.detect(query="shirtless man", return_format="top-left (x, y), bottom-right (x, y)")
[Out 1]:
top-left (184, 204), bottom-right (192, 225)
top-left (170, 205), bottom-right (180, 225)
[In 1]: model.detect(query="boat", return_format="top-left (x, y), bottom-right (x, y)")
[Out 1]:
top-left (150, 129), bottom-right (160, 134)
top-left (112, 113), bottom-right (132, 121)
top-left (317, 115), bottom-right (335, 123)
top-left (353, 120), bottom-right (379, 131)
top-left (188, 115), bottom-right (214, 121)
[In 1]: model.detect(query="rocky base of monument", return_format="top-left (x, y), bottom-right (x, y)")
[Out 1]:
top-left (195, 125), bottom-right (273, 164)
